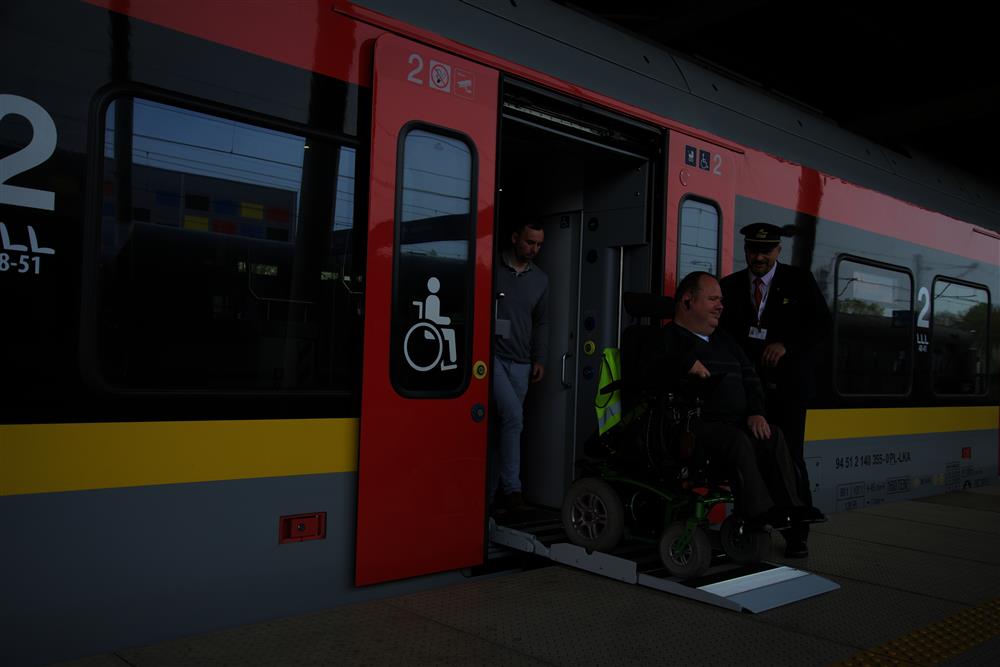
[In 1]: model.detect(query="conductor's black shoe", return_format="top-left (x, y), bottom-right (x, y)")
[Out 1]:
top-left (784, 538), bottom-right (809, 558)
top-left (791, 506), bottom-right (827, 524)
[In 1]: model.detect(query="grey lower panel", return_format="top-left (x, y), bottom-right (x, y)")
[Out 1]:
top-left (807, 430), bottom-right (997, 515)
top-left (0, 473), bottom-right (468, 667)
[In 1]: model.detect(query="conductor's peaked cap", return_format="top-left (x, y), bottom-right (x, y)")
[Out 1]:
top-left (739, 222), bottom-right (794, 246)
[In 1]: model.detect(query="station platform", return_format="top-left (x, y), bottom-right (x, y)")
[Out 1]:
top-left (53, 487), bottom-right (1000, 667)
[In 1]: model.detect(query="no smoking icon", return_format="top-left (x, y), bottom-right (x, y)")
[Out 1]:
top-left (428, 60), bottom-right (451, 93)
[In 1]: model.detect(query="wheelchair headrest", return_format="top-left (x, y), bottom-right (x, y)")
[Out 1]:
top-left (623, 292), bottom-right (674, 319)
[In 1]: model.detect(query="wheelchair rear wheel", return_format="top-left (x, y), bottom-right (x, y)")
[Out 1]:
top-left (659, 521), bottom-right (711, 579)
top-left (561, 477), bottom-right (625, 553)
top-left (720, 515), bottom-right (770, 564)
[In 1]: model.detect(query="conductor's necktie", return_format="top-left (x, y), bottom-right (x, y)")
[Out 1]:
top-left (753, 277), bottom-right (764, 323)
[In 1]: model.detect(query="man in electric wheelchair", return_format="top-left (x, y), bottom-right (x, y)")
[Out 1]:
top-left (562, 271), bottom-right (825, 578)
top-left (665, 271), bottom-right (826, 526)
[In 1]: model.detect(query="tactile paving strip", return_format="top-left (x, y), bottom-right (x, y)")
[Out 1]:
top-left (833, 597), bottom-right (1000, 666)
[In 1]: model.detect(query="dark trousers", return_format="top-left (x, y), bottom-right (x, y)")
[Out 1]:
top-left (693, 420), bottom-right (803, 519)
top-left (766, 389), bottom-right (813, 541)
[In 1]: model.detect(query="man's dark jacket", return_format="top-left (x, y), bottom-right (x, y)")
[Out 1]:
top-left (719, 263), bottom-right (831, 402)
top-left (659, 323), bottom-right (766, 425)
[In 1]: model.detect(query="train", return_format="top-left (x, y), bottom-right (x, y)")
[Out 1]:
top-left (1, 1), bottom-right (997, 665)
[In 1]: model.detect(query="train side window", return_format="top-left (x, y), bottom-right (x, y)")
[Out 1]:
top-left (931, 279), bottom-right (990, 395)
top-left (97, 97), bottom-right (359, 392)
top-left (834, 258), bottom-right (913, 396)
top-left (390, 127), bottom-right (475, 396)
top-left (677, 198), bottom-right (720, 278)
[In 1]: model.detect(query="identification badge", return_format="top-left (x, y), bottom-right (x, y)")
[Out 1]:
top-left (748, 326), bottom-right (767, 340)
top-left (495, 319), bottom-right (511, 339)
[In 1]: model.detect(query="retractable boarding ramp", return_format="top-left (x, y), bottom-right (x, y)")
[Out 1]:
top-left (490, 513), bottom-right (839, 612)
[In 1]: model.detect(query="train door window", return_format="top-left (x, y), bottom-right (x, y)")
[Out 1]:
top-left (97, 96), bottom-right (359, 392)
top-left (834, 257), bottom-right (913, 395)
top-left (931, 279), bottom-right (990, 395)
top-left (390, 127), bottom-right (475, 396)
top-left (677, 197), bottom-right (720, 278)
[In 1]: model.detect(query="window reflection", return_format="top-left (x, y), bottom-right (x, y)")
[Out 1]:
top-left (99, 98), bottom-right (358, 391)
top-left (835, 259), bottom-right (912, 395)
top-left (678, 199), bottom-right (719, 278)
top-left (399, 130), bottom-right (472, 261)
top-left (932, 280), bottom-right (990, 395)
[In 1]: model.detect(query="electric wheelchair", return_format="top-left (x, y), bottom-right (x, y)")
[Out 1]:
top-left (560, 292), bottom-right (770, 578)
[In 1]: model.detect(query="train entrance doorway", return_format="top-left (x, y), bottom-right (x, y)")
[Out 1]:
top-left (494, 81), bottom-right (663, 510)
top-left (490, 86), bottom-right (839, 611)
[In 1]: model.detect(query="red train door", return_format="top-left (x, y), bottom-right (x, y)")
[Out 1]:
top-left (355, 34), bottom-right (498, 585)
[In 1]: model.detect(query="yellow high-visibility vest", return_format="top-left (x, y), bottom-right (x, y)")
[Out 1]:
top-left (595, 347), bottom-right (622, 436)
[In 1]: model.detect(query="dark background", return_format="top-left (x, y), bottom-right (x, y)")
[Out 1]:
top-left (558, 1), bottom-right (998, 188)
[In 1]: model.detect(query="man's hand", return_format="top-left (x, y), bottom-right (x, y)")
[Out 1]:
top-left (761, 341), bottom-right (786, 367)
top-left (531, 362), bottom-right (545, 383)
top-left (747, 415), bottom-right (771, 440)
top-left (687, 360), bottom-right (711, 379)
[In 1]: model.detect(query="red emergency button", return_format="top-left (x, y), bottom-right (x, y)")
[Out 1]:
top-left (279, 512), bottom-right (326, 544)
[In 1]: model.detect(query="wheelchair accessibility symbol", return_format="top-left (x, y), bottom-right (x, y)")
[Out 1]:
top-left (403, 276), bottom-right (458, 372)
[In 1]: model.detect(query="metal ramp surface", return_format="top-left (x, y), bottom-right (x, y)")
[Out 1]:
top-left (490, 513), bottom-right (839, 612)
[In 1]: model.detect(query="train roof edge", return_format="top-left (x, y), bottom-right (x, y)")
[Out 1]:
top-left (353, 0), bottom-right (1000, 233)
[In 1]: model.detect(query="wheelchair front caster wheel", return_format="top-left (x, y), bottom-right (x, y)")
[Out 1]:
top-left (659, 521), bottom-right (711, 579)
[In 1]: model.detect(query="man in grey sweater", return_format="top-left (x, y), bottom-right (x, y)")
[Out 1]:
top-left (492, 221), bottom-right (548, 511)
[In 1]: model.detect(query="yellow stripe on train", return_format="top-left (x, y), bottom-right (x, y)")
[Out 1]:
top-left (1, 407), bottom-right (996, 496)
top-left (806, 406), bottom-right (998, 441)
top-left (0, 418), bottom-right (359, 496)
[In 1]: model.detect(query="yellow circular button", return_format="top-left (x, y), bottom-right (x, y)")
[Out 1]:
top-left (473, 361), bottom-right (488, 379)
top-left (583, 340), bottom-right (597, 355)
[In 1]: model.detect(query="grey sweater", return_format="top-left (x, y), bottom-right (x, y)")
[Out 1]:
top-left (494, 254), bottom-right (549, 366)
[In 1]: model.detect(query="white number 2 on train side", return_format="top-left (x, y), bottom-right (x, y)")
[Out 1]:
top-left (407, 53), bottom-right (424, 85)
top-left (0, 94), bottom-right (58, 211)
top-left (916, 286), bottom-right (930, 329)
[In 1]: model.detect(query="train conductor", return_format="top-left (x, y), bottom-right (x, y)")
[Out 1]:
top-left (719, 222), bottom-right (832, 558)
